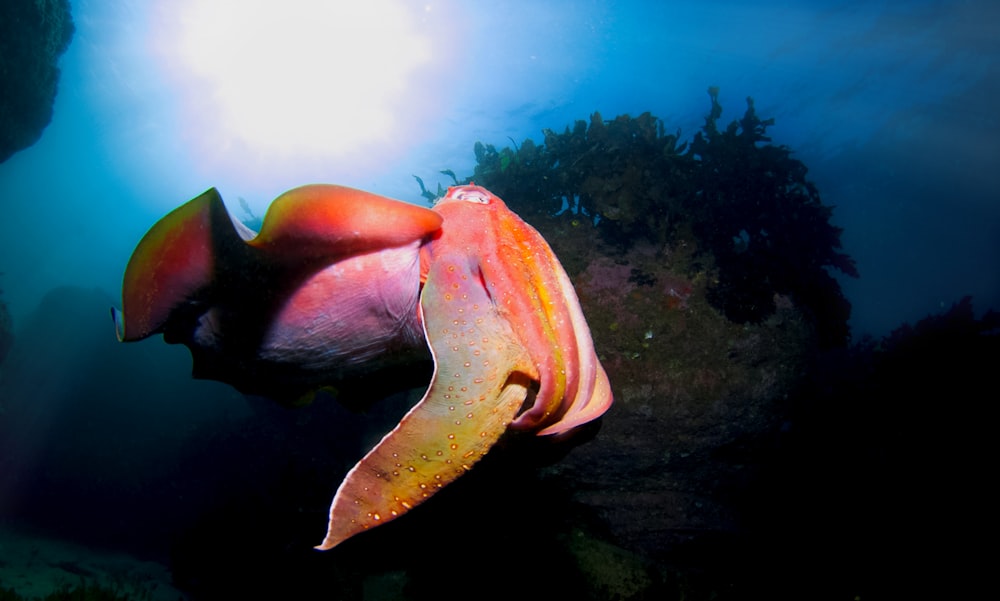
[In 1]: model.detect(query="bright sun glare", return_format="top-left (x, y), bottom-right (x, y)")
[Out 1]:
top-left (157, 0), bottom-right (433, 166)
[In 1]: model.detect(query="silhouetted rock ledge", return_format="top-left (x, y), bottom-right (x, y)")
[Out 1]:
top-left (0, 0), bottom-right (75, 163)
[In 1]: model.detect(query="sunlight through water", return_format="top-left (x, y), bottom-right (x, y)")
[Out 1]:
top-left (151, 0), bottom-right (435, 182)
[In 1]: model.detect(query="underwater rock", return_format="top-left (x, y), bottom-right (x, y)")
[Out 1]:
top-left (468, 91), bottom-right (856, 347)
top-left (552, 237), bottom-right (814, 558)
top-left (0, 0), bottom-right (75, 164)
top-left (566, 528), bottom-right (659, 600)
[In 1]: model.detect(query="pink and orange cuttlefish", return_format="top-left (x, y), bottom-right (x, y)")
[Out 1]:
top-left (112, 184), bottom-right (613, 549)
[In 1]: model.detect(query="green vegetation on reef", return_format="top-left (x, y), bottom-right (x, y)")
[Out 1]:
top-left (460, 88), bottom-right (857, 346)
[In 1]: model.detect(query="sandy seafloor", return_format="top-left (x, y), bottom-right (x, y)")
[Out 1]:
top-left (0, 524), bottom-right (185, 600)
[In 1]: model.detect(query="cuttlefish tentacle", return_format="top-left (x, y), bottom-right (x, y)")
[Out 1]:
top-left (316, 248), bottom-right (535, 550)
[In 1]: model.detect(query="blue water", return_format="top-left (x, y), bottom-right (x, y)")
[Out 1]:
top-left (1, 1), bottom-right (997, 599)
top-left (2, 0), bottom-right (997, 337)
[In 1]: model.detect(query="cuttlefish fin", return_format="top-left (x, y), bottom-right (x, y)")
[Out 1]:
top-left (113, 188), bottom-right (234, 342)
top-left (113, 185), bottom-right (442, 342)
top-left (316, 253), bottom-right (535, 550)
top-left (249, 184), bottom-right (443, 260)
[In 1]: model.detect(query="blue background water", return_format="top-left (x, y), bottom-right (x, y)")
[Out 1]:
top-left (1, 0), bottom-right (997, 339)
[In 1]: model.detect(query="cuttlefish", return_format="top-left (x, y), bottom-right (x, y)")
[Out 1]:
top-left (113, 184), bottom-right (613, 549)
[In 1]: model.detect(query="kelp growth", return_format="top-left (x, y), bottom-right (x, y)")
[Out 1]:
top-left (467, 88), bottom-right (857, 347)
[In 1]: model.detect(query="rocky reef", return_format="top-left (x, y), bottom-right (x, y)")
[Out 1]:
top-left (0, 0), bottom-right (75, 163)
top-left (468, 88), bottom-right (857, 348)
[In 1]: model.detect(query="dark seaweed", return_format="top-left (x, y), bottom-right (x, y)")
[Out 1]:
top-left (463, 88), bottom-right (857, 346)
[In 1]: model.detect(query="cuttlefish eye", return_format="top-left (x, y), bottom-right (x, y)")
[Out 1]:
top-left (456, 190), bottom-right (490, 204)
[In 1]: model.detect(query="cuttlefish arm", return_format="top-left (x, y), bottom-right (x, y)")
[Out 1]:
top-left (316, 185), bottom-right (613, 549)
top-left (316, 245), bottom-right (536, 549)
